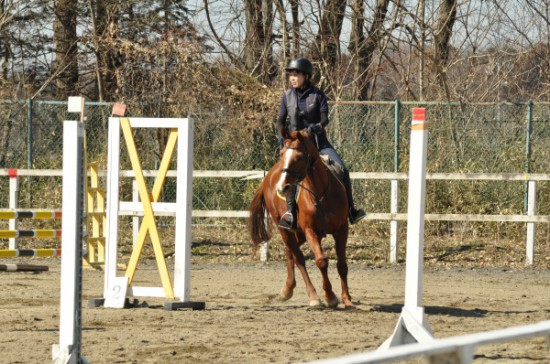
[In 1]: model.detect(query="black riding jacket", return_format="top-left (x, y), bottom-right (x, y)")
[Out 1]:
top-left (276, 84), bottom-right (331, 149)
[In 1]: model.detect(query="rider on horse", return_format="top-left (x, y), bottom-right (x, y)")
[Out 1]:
top-left (276, 57), bottom-right (367, 231)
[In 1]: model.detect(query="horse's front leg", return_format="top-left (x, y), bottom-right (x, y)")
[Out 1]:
top-left (304, 228), bottom-right (338, 308)
top-left (282, 232), bottom-right (322, 306)
top-left (280, 246), bottom-right (296, 301)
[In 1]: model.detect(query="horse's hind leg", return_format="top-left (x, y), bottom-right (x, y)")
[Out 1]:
top-left (280, 246), bottom-right (296, 301)
top-left (334, 228), bottom-right (353, 308)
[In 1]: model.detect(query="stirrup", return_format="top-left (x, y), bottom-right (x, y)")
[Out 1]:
top-left (349, 208), bottom-right (366, 224)
top-left (279, 211), bottom-right (296, 232)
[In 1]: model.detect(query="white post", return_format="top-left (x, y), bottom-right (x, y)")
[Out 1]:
top-left (8, 173), bottom-right (18, 250)
top-left (53, 118), bottom-right (86, 363)
top-left (526, 180), bottom-right (536, 265)
top-left (103, 116), bottom-right (123, 303)
top-left (380, 108), bottom-right (433, 349)
top-left (173, 118), bottom-right (194, 302)
top-left (389, 179), bottom-right (399, 263)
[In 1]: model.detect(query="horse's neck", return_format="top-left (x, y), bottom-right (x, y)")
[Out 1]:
top-left (305, 156), bottom-right (329, 192)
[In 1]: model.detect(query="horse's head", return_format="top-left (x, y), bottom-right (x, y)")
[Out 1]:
top-left (276, 128), bottom-right (319, 195)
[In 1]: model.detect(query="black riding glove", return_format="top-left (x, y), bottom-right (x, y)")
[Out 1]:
top-left (307, 123), bottom-right (323, 135)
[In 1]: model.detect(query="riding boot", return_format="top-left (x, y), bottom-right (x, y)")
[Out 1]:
top-left (343, 173), bottom-right (366, 224)
top-left (279, 190), bottom-right (298, 232)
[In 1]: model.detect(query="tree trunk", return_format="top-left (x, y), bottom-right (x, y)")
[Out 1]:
top-left (290, 0), bottom-right (300, 56)
top-left (96, 1), bottom-right (121, 101)
top-left (349, 0), bottom-right (390, 100)
top-left (0, 1), bottom-right (9, 83)
top-left (244, 0), bottom-right (265, 75)
top-left (433, 0), bottom-right (457, 92)
top-left (262, 0), bottom-right (275, 81)
top-left (53, 0), bottom-right (78, 99)
top-left (317, 0), bottom-right (346, 94)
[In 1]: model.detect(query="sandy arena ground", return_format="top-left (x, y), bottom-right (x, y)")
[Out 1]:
top-left (0, 255), bottom-right (549, 364)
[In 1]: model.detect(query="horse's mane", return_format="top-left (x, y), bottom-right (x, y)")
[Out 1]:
top-left (284, 130), bottom-right (320, 159)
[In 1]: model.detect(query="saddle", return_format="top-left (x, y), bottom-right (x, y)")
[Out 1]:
top-left (320, 154), bottom-right (346, 188)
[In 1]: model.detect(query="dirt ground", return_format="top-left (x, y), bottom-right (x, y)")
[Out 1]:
top-left (1, 252), bottom-right (549, 364)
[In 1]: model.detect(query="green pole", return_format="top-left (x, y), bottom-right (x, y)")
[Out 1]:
top-left (27, 99), bottom-right (33, 168)
top-left (394, 99), bottom-right (400, 172)
top-left (524, 102), bottom-right (533, 212)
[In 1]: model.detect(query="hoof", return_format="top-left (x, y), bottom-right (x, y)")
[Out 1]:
top-left (279, 288), bottom-right (293, 302)
top-left (324, 296), bottom-right (339, 308)
top-left (342, 298), bottom-right (354, 308)
top-left (309, 299), bottom-right (322, 307)
top-left (344, 304), bottom-right (356, 310)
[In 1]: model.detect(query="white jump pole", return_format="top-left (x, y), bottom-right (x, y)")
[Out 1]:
top-left (380, 108), bottom-right (434, 349)
top-left (52, 97), bottom-right (88, 363)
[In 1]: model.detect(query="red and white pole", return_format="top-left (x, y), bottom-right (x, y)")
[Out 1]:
top-left (380, 108), bottom-right (433, 348)
top-left (404, 108), bottom-right (429, 312)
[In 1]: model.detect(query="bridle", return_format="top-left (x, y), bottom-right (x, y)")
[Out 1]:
top-left (281, 141), bottom-right (329, 204)
top-left (281, 144), bottom-right (311, 182)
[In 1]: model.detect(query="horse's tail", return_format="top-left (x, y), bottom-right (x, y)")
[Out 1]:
top-left (248, 181), bottom-right (272, 247)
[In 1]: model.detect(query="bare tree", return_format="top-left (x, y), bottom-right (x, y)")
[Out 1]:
top-left (244, 0), bottom-right (264, 72)
top-left (315, 0), bottom-right (346, 93)
top-left (289, 0), bottom-right (299, 56)
top-left (348, 0), bottom-right (390, 100)
top-left (53, 0), bottom-right (79, 99)
top-left (243, 0), bottom-right (274, 81)
top-left (431, 0), bottom-right (457, 99)
top-left (93, 1), bottom-right (122, 101)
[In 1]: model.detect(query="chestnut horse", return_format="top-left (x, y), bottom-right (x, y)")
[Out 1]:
top-left (248, 128), bottom-right (353, 308)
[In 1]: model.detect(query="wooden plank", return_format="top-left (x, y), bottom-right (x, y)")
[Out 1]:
top-left (4, 168), bottom-right (550, 182)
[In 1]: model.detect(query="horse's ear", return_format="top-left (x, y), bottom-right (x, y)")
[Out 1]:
top-left (280, 127), bottom-right (290, 140)
top-left (297, 129), bottom-right (309, 141)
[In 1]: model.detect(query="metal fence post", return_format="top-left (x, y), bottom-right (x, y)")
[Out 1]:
top-left (27, 99), bottom-right (33, 168)
top-left (390, 99), bottom-right (401, 263)
top-left (524, 102), bottom-right (533, 212)
top-left (394, 99), bottom-right (401, 172)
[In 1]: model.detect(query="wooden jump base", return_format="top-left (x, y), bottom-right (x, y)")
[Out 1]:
top-left (0, 249), bottom-right (61, 258)
top-left (0, 264), bottom-right (49, 272)
top-left (0, 210), bottom-right (62, 220)
top-left (0, 229), bottom-right (62, 239)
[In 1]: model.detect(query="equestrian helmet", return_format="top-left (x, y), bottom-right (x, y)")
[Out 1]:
top-left (285, 57), bottom-right (313, 75)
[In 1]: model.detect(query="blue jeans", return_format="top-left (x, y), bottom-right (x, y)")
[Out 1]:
top-left (319, 147), bottom-right (347, 173)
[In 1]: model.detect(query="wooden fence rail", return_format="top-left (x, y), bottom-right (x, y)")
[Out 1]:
top-left (2, 169), bottom-right (549, 265)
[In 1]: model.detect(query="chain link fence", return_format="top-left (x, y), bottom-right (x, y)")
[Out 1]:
top-left (2, 100), bottom-right (550, 245)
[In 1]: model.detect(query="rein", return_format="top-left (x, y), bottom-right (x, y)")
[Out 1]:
top-left (299, 156), bottom-right (330, 207)
top-left (282, 144), bottom-right (330, 206)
